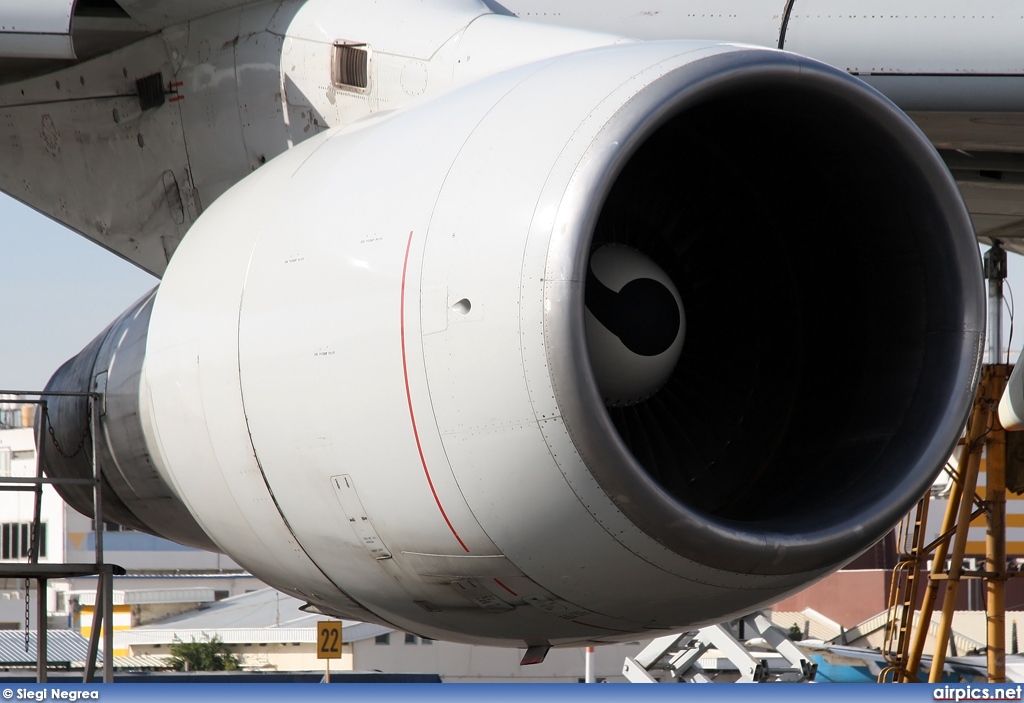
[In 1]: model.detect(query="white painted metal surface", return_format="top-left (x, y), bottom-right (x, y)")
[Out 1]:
top-left (501, 0), bottom-right (1024, 112)
top-left (141, 132), bottom-right (373, 623)
top-left (784, 1), bottom-right (1024, 74)
top-left (112, 0), bottom-right (266, 32)
top-left (0, 1), bottom-right (75, 59)
top-left (0, 34), bottom-right (74, 61)
top-left (0, 1), bottom-right (74, 33)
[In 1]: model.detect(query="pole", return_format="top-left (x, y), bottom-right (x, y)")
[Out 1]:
top-left (37, 578), bottom-right (47, 683)
top-left (89, 394), bottom-right (114, 682)
top-left (985, 243), bottom-right (1007, 365)
top-left (907, 433), bottom-right (975, 678)
top-left (987, 366), bottom-right (1011, 682)
top-left (91, 395), bottom-right (102, 567)
top-left (83, 577), bottom-right (102, 683)
top-left (103, 567), bottom-right (113, 683)
top-left (929, 370), bottom-right (991, 682)
top-left (31, 402), bottom-right (45, 564)
top-left (585, 646), bottom-right (595, 683)
top-left (983, 243), bottom-right (1009, 682)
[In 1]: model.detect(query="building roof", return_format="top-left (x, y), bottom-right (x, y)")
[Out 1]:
top-left (72, 588), bottom-right (218, 607)
top-left (0, 630), bottom-right (98, 666)
top-left (0, 631), bottom-right (174, 670)
top-left (769, 609), bottom-right (843, 642)
top-left (116, 587), bottom-right (391, 646)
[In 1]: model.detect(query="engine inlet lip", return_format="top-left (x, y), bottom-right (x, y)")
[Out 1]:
top-left (544, 47), bottom-right (984, 575)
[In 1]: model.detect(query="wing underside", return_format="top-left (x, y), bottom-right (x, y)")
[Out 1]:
top-left (921, 115), bottom-right (1024, 254)
top-left (1, 0), bottom-right (1023, 273)
top-left (0, 0), bottom-right (264, 85)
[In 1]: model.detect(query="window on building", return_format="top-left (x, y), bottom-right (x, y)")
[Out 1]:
top-left (0, 522), bottom-right (45, 559)
top-left (421, 637), bottom-right (433, 645)
top-left (374, 633), bottom-right (390, 645)
top-left (90, 520), bottom-right (134, 532)
top-left (404, 633), bottom-right (417, 645)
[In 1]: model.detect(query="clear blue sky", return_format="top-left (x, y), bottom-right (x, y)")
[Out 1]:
top-left (0, 193), bottom-right (157, 392)
top-left (1, 191), bottom-right (1022, 393)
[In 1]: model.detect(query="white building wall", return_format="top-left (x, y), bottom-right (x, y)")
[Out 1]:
top-left (0, 427), bottom-right (66, 565)
top-left (0, 427), bottom-right (68, 629)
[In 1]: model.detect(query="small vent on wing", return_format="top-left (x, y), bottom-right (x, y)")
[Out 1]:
top-left (333, 43), bottom-right (370, 92)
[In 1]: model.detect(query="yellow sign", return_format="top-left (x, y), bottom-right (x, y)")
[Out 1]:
top-left (317, 620), bottom-right (343, 660)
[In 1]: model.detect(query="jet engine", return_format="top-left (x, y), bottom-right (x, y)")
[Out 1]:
top-left (42, 40), bottom-right (984, 647)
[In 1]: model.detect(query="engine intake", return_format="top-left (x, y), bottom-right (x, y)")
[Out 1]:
top-left (547, 50), bottom-right (984, 575)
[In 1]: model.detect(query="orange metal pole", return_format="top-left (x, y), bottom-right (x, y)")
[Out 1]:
top-left (906, 416), bottom-right (978, 678)
top-left (928, 369), bottom-right (992, 682)
top-left (986, 365), bottom-right (1011, 683)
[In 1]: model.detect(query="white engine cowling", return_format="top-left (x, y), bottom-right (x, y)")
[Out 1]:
top-left (43, 40), bottom-right (983, 647)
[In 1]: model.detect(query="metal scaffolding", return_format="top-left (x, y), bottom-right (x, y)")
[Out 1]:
top-left (879, 365), bottom-right (1011, 682)
top-left (879, 243), bottom-right (1015, 683)
top-left (0, 389), bottom-right (124, 683)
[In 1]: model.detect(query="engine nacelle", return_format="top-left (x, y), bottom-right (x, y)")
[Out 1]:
top-left (40, 290), bottom-right (217, 552)
top-left (43, 40), bottom-right (983, 647)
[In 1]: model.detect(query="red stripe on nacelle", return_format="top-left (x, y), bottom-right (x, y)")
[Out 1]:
top-left (401, 230), bottom-right (470, 553)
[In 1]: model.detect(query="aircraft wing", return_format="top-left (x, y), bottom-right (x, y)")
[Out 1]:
top-left (98, 0), bottom-right (270, 31)
top-left (0, 0), bottom-right (267, 85)
top-left (2, 0), bottom-right (1023, 273)
top-left (936, 147), bottom-right (1024, 253)
top-left (500, 0), bottom-right (1024, 255)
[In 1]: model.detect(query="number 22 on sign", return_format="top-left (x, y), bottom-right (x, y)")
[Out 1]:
top-left (318, 620), bottom-right (342, 683)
